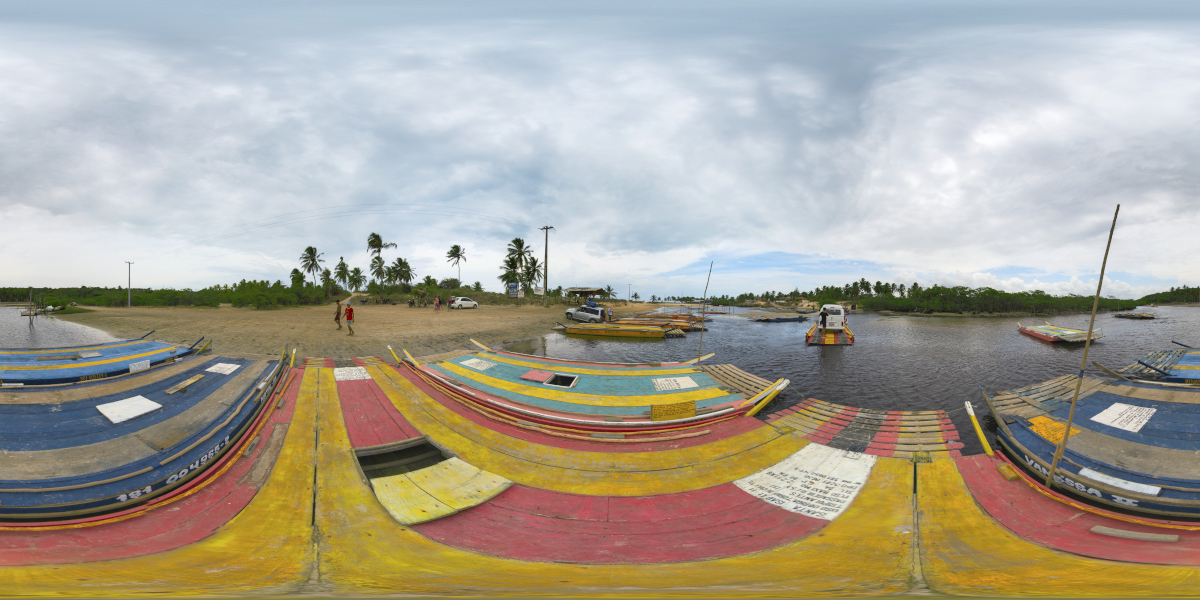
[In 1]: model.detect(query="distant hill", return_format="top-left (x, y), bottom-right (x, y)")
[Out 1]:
top-left (1138, 286), bottom-right (1199, 305)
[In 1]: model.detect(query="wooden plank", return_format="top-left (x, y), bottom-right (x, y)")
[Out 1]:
top-left (164, 374), bottom-right (205, 395)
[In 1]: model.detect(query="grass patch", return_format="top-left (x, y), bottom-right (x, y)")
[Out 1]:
top-left (52, 306), bottom-right (95, 315)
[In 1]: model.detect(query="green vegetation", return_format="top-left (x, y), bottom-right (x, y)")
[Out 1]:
top-left (0, 281), bottom-right (348, 310)
top-left (1139, 285), bottom-right (1200, 305)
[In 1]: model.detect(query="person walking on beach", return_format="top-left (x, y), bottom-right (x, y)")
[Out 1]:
top-left (345, 302), bottom-right (355, 336)
top-left (434, 295), bottom-right (441, 314)
top-left (334, 301), bottom-right (343, 330)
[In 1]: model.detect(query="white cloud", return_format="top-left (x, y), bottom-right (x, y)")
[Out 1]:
top-left (1, 16), bottom-right (1198, 298)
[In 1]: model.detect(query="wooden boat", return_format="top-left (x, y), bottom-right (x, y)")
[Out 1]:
top-left (404, 347), bottom-right (788, 429)
top-left (560, 323), bottom-right (667, 338)
top-left (983, 376), bottom-right (1200, 520)
top-left (1117, 347), bottom-right (1200, 384)
top-left (1017, 322), bottom-right (1103, 343)
top-left (805, 322), bottom-right (853, 345)
top-left (0, 354), bottom-right (284, 521)
top-left (1114, 312), bottom-right (1156, 319)
top-left (751, 316), bottom-right (809, 323)
top-left (0, 338), bottom-right (205, 386)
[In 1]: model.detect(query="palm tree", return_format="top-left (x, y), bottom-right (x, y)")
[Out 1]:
top-left (349, 267), bottom-right (366, 292)
top-left (497, 255), bottom-right (521, 288)
top-left (289, 268), bottom-right (305, 289)
top-left (320, 268), bottom-right (334, 298)
top-left (370, 256), bottom-right (386, 284)
top-left (446, 245), bottom-right (466, 282)
top-left (472, 281), bottom-right (483, 292)
top-left (603, 285), bottom-right (615, 299)
top-left (300, 247), bottom-right (324, 282)
top-left (507, 238), bottom-right (533, 267)
top-left (422, 275), bottom-right (438, 288)
top-left (367, 233), bottom-right (397, 259)
top-left (334, 257), bottom-right (350, 290)
top-left (391, 257), bottom-right (414, 287)
top-left (523, 256), bottom-right (541, 294)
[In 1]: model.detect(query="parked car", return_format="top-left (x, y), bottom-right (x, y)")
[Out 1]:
top-left (565, 305), bottom-right (605, 323)
top-left (450, 296), bottom-right (478, 309)
top-left (819, 304), bottom-right (846, 330)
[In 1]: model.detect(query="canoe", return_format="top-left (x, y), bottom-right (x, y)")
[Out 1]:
top-left (751, 316), bottom-right (809, 323)
top-left (561, 323), bottom-right (666, 338)
top-left (0, 339), bottom-right (203, 386)
top-left (1114, 313), bottom-right (1156, 319)
top-left (983, 377), bottom-right (1200, 520)
top-left (1017, 322), bottom-right (1103, 343)
top-left (0, 355), bottom-right (283, 521)
top-left (409, 349), bottom-right (788, 427)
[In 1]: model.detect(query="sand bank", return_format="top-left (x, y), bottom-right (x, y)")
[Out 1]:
top-left (55, 302), bottom-right (650, 360)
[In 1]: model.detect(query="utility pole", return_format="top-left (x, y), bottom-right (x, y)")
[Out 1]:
top-left (540, 225), bottom-right (554, 307)
top-left (628, 284), bottom-right (631, 305)
top-left (125, 261), bottom-right (134, 307)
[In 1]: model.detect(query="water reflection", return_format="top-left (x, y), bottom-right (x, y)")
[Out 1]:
top-left (507, 306), bottom-right (1200, 455)
top-left (0, 307), bottom-right (118, 349)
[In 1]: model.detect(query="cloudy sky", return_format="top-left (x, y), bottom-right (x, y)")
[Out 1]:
top-left (3, 1), bottom-right (1199, 299)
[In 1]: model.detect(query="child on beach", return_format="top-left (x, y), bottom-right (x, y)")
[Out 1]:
top-left (434, 295), bottom-right (441, 313)
top-left (334, 301), bottom-right (343, 330)
top-left (345, 302), bottom-right (355, 336)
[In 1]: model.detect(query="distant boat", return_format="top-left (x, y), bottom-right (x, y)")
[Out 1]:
top-left (1114, 312), bottom-right (1156, 320)
top-left (1018, 322), bottom-right (1103, 343)
top-left (557, 322), bottom-right (669, 338)
top-left (750, 316), bottom-right (809, 323)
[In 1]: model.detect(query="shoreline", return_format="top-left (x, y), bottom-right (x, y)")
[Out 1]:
top-left (53, 302), bottom-right (651, 360)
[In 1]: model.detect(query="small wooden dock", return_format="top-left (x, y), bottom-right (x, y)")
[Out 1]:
top-left (985, 374), bottom-right (1111, 419)
top-left (805, 323), bottom-right (854, 345)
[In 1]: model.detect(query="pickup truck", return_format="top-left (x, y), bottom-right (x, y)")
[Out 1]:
top-left (565, 305), bottom-right (605, 323)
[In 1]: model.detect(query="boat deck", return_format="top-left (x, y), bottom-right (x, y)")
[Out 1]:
top-left (0, 339), bottom-right (195, 386)
top-left (805, 322), bottom-right (854, 345)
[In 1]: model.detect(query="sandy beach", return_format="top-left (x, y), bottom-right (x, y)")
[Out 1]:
top-left (55, 301), bottom-right (644, 360)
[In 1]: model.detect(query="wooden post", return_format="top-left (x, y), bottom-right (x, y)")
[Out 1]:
top-left (541, 226), bottom-right (553, 307)
top-left (1045, 204), bottom-right (1119, 487)
top-left (697, 262), bottom-right (713, 363)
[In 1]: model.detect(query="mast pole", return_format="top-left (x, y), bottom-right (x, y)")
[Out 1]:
top-left (1045, 205), bottom-right (1119, 487)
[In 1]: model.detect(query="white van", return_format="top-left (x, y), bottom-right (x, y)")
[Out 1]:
top-left (819, 304), bottom-right (846, 330)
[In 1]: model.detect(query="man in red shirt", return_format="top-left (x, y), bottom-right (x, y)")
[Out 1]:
top-left (344, 302), bottom-right (355, 336)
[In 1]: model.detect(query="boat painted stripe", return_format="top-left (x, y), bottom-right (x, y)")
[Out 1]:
top-left (920, 454), bottom-right (1199, 596)
top-left (442, 356), bottom-right (725, 396)
top-left (336, 377), bottom-right (421, 449)
top-left (0, 347), bottom-right (180, 371)
top-left (434, 362), bottom-right (730, 408)
top-left (314, 374), bottom-right (917, 596)
top-left (0, 340), bottom-right (152, 355)
top-left (457, 352), bottom-right (700, 376)
top-left (368, 364), bottom-right (806, 496)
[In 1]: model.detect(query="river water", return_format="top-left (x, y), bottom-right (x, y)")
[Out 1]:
top-left (0, 307), bottom-right (119, 349)
top-left (508, 306), bottom-right (1200, 455)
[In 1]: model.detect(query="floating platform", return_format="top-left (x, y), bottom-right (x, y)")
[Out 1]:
top-left (805, 322), bottom-right (854, 345)
top-left (0, 339), bottom-right (201, 386)
top-left (1018, 322), bottom-right (1103, 343)
top-left (557, 323), bottom-right (668, 338)
top-left (1114, 312), bottom-right (1157, 319)
top-left (751, 316), bottom-right (809, 323)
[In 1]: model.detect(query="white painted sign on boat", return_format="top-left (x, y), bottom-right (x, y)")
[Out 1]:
top-left (652, 376), bottom-right (698, 391)
top-left (129, 360), bottom-right (151, 374)
top-left (333, 366), bottom-right (371, 381)
top-left (206, 363), bottom-right (241, 375)
top-left (461, 358), bottom-right (497, 371)
top-left (734, 443), bottom-right (876, 521)
top-left (80, 351), bottom-right (102, 358)
top-left (97, 395), bottom-right (163, 424)
top-left (1078, 467), bottom-right (1161, 496)
top-left (1090, 403), bottom-right (1156, 433)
